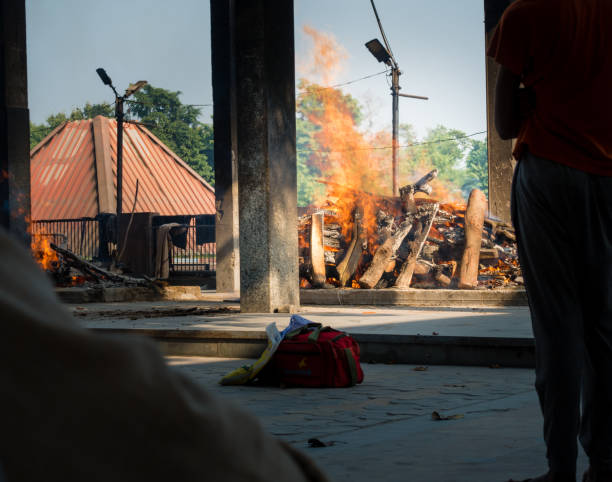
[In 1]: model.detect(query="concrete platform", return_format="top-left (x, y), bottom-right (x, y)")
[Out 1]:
top-left (56, 286), bottom-right (528, 306)
top-left (56, 285), bottom-right (202, 303)
top-left (94, 328), bottom-right (534, 368)
top-left (72, 302), bottom-right (533, 337)
top-left (300, 288), bottom-right (528, 307)
top-left (74, 302), bottom-right (535, 367)
top-left (169, 357), bottom-right (588, 482)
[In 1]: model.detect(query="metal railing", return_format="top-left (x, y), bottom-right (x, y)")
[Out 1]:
top-left (31, 216), bottom-right (217, 275)
top-left (30, 218), bottom-right (106, 261)
top-left (168, 224), bottom-right (216, 273)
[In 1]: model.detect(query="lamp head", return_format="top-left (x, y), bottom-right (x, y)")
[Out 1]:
top-left (365, 39), bottom-right (392, 65)
top-left (96, 68), bottom-right (113, 86)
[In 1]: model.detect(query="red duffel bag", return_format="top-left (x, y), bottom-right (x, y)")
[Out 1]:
top-left (259, 323), bottom-right (364, 387)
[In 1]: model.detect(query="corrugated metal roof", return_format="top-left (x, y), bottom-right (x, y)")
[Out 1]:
top-left (30, 116), bottom-right (215, 220)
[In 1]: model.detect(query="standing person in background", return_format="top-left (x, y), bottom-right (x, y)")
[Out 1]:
top-left (488, 0), bottom-right (612, 481)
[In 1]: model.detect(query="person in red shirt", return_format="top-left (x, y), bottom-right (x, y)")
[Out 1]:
top-left (488, 0), bottom-right (612, 481)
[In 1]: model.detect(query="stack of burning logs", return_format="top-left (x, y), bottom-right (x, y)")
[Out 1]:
top-left (31, 239), bottom-right (152, 288)
top-left (299, 169), bottom-right (522, 290)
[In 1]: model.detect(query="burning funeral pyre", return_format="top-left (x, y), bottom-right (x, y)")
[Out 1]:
top-left (298, 169), bottom-right (521, 291)
top-left (31, 233), bottom-right (149, 288)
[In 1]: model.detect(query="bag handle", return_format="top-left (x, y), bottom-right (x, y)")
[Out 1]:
top-left (307, 325), bottom-right (322, 342)
top-left (307, 325), bottom-right (337, 343)
top-left (286, 323), bottom-right (339, 343)
top-left (344, 348), bottom-right (359, 386)
top-left (285, 322), bottom-right (322, 340)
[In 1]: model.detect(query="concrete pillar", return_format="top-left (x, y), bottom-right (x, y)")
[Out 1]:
top-left (485, 0), bottom-right (515, 223)
top-left (0, 0), bottom-right (31, 245)
top-left (234, 0), bottom-right (299, 313)
top-left (210, 0), bottom-right (240, 293)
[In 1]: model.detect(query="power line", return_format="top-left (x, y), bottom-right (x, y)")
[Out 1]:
top-left (297, 130), bottom-right (487, 154)
top-left (296, 70), bottom-right (390, 97)
top-left (123, 70), bottom-right (389, 108)
top-left (370, 0), bottom-right (398, 68)
top-left (125, 99), bottom-right (213, 108)
top-left (32, 71), bottom-right (387, 123)
top-left (118, 70), bottom-right (389, 110)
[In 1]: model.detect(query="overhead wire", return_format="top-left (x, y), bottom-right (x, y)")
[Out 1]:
top-left (125, 99), bottom-right (213, 108)
top-left (369, 0), bottom-right (397, 68)
top-left (296, 70), bottom-right (390, 97)
top-left (297, 130), bottom-right (487, 154)
top-left (33, 70), bottom-right (390, 127)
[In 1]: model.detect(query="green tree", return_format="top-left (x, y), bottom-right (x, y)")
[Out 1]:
top-left (128, 85), bottom-right (214, 184)
top-left (296, 115), bottom-right (323, 207)
top-left (462, 138), bottom-right (488, 197)
top-left (399, 123), bottom-right (419, 180)
top-left (417, 125), bottom-right (471, 182)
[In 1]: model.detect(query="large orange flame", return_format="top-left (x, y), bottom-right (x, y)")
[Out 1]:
top-left (299, 27), bottom-right (396, 243)
top-left (299, 26), bottom-right (465, 208)
top-left (298, 27), bottom-right (472, 287)
top-left (31, 233), bottom-right (59, 272)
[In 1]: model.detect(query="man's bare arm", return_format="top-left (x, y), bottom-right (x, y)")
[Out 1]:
top-left (494, 66), bottom-right (523, 140)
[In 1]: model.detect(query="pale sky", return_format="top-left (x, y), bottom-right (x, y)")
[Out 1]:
top-left (26, 0), bottom-right (487, 141)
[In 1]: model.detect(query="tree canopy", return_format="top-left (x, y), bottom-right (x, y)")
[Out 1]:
top-left (127, 85), bottom-right (214, 184)
top-left (462, 138), bottom-right (488, 197)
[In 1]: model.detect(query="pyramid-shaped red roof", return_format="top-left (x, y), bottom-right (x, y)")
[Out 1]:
top-left (30, 116), bottom-right (215, 220)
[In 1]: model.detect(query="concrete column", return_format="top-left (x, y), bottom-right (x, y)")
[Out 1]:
top-left (485, 0), bottom-right (515, 223)
top-left (0, 0), bottom-right (31, 245)
top-left (234, 0), bottom-right (299, 313)
top-left (210, 0), bottom-right (240, 293)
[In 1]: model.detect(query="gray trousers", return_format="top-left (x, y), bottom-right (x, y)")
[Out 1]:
top-left (511, 152), bottom-right (612, 475)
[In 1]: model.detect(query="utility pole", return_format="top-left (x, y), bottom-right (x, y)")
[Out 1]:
top-left (366, 0), bottom-right (428, 197)
top-left (95, 68), bottom-right (147, 254)
top-left (391, 67), bottom-right (400, 196)
top-left (115, 96), bottom-right (124, 217)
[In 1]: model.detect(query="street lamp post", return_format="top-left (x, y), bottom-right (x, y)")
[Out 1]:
top-left (366, 0), bottom-right (428, 197)
top-left (115, 96), bottom-right (125, 218)
top-left (95, 68), bottom-right (146, 228)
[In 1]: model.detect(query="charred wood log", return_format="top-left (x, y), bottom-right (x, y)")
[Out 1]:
top-left (433, 265), bottom-right (452, 287)
top-left (395, 202), bottom-right (439, 288)
top-left (399, 169), bottom-right (438, 214)
top-left (479, 248), bottom-right (499, 260)
top-left (496, 226), bottom-right (516, 243)
top-left (420, 243), bottom-right (440, 262)
top-left (458, 189), bottom-right (488, 289)
top-left (324, 250), bottom-right (339, 265)
top-left (310, 212), bottom-right (326, 287)
top-left (414, 259), bottom-right (434, 276)
top-left (484, 218), bottom-right (516, 243)
top-left (336, 210), bottom-right (366, 287)
top-left (50, 244), bottom-right (154, 288)
top-left (359, 218), bottom-right (414, 289)
top-left (51, 244), bottom-right (133, 283)
top-left (323, 224), bottom-right (341, 250)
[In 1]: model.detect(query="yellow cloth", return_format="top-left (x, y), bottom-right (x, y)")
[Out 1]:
top-left (220, 323), bottom-right (281, 385)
